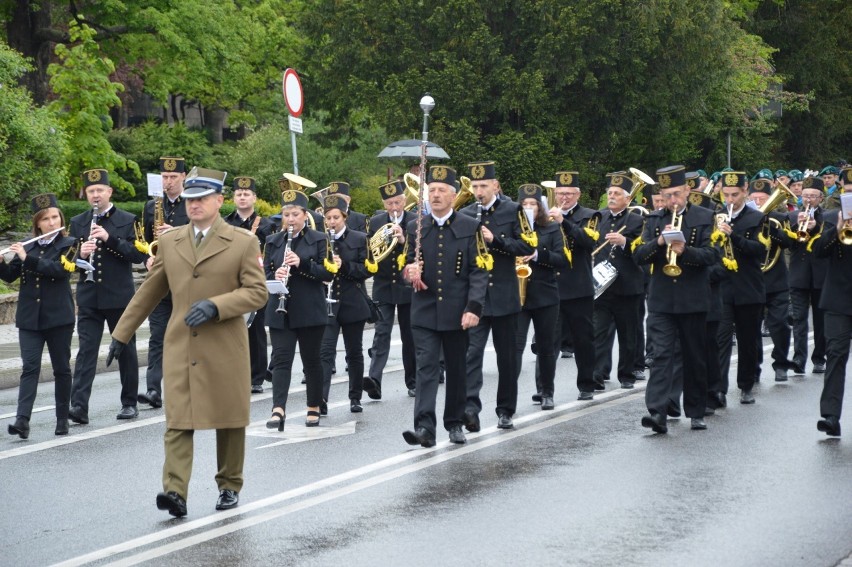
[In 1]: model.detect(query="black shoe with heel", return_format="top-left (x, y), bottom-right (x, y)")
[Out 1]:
top-left (8, 417), bottom-right (29, 439)
top-left (266, 410), bottom-right (285, 432)
top-left (305, 410), bottom-right (321, 427)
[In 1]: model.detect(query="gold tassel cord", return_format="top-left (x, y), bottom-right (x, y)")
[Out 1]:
top-left (711, 230), bottom-right (726, 245)
top-left (806, 233), bottom-right (820, 253)
top-left (60, 255), bottom-right (76, 273)
top-left (365, 258), bottom-right (378, 273)
top-left (521, 231), bottom-right (538, 248)
top-left (323, 257), bottom-right (339, 274)
top-left (563, 246), bottom-right (572, 267)
top-left (630, 235), bottom-right (643, 253)
top-left (583, 227), bottom-right (600, 241)
top-left (722, 257), bottom-right (739, 272)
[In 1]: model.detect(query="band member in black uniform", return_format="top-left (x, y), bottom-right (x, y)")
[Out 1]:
top-left (460, 161), bottom-right (533, 431)
top-left (513, 184), bottom-right (568, 410)
top-left (363, 180), bottom-right (417, 398)
top-left (320, 194), bottom-right (371, 413)
top-left (401, 165), bottom-right (487, 447)
top-left (748, 178), bottom-right (795, 382)
top-left (67, 169), bottom-right (148, 424)
top-left (138, 157), bottom-right (189, 408)
top-left (223, 176), bottom-right (276, 394)
top-left (323, 181), bottom-right (368, 233)
top-left (787, 177), bottom-right (831, 375)
top-left (264, 190), bottom-right (334, 430)
top-left (813, 209), bottom-right (852, 436)
top-left (635, 165), bottom-right (718, 432)
top-left (592, 173), bottom-right (645, 390)
top-left (3, 194), bottom-right (76, 438)
top-left (545, 171), bottom-right (599, 400)
top-left (715, 171), bottom-right (766, 404)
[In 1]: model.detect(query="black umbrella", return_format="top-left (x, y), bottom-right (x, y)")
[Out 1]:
top-left (377, 139), bottom-right (450, 160)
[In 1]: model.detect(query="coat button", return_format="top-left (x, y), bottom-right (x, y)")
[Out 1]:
top-left (193, 273), bottom-right (199, 278)
top-left (191, 361), bottom-right (197, 366)
top-left (192, 331), bottom-right (198, 337)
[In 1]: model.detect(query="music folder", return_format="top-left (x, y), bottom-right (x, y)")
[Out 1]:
top-left (661, 230), bottom-right (686, 245)
top-left (266, 280), bottom-right (287, 295)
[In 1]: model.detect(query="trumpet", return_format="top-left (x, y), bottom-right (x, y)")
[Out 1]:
top-left (277, 226), bottom-right (294, 313)
top-left (796, 204), bottom-right (813, 242)
top-left (325, 229), bottom-right (338, 317)
top-left (0, 226), bottom-right (65, 263)
top-left (662, 205), bottom-right (683, 277)
top-left (716, 203), bottom-right (737, 271)
top-left (839, 216), bottom-right (852, 245)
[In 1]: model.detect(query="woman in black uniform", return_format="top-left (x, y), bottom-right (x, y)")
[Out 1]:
top-left (320, 195), bottom-right (372, 413)
top-left (513, 184), bottom-right (569, 410)
top-left (2, 194), bottom-right (77, 438)
top-left (265, 190), bottom-right (334, 429)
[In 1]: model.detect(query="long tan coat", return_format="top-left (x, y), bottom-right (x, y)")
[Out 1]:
top-left (113, 216), bottom-right (267, 430)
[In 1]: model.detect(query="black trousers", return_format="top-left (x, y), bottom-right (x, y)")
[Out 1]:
top-left (368, 302), bottom-right (415, 389)
top-left (717, 302), bottom-right (763, 393)
top-left (635, 293), bottom-right (647, 371)
top-left (321, 319), bottom-right (366, 402)
top-left (541, 297), bottom-right (596, 394)
top-left (17, 325), bottom-right (74, 420)
top-left (145, 294), bottom-right (172, 394)
top-left (465, 312), bottom-right (519, 417)
top-left (821, 311), bottom-right (851, 419)
top-left (790, 287), bottom-right (826, 368)
top-left (515, 306), bottom-right (558, 396)
top-left (412, 326), bottom-right (468, 436)
top-left (645, 312), bottom-right (707, 419)
top-left (269, 325), bottom-right (325, 409)
top-left (248, 308), bottom-right (268, 386)
top-left (704, 321), bottom-right (723, 407)
top-left (593, 293), bottom-right (641, 385)
top-left (71, 306), bottom-right (138, 411)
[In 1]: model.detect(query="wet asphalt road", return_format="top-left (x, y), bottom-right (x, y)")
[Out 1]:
top-left (1, 327), bottom-right (850, 567)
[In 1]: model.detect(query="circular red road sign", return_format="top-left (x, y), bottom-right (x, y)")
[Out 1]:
top-left (282, 68), bottom-right (304, 117)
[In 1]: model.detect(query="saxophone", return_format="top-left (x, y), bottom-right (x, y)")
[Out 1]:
top-left (516, 208), bottom-right (535, 306)
top-left (134, 197), bottom-right (164, 256)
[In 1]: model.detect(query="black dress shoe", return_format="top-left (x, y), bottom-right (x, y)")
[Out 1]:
top-left (691, 418), bottom-right (707, 430)
top-left (463, 409), bottom-right (481, 433)
top-left (116, 405), bottom-right (138, 420)
top-left (813, 363), bottom-right (826, 374)
top-left (577, 391), bottom-right (594, 401)
top-left (55, 418), bottom-right (69, 436)
top-left (541, 396), bottom-right (555, 410)
top-left (531, 392), bottom-right (542, 403)
top-left (407, 388), bottom-right (416, 398)
top-left (644, 356), bottom-right (653, 368)
top-left (740, 390), bottom-right (755, 404)
top-left (402, 427), bottom-right (436, 448)
top-left (448, 425), bottom-right (466, 444)
top-left (561, 349), bottom-right (574, 359)
top-left (157, 491), bottom-right (187, 517)
top-left (620, 381), bottom-right (635, 390)
top-left (666, 403), bottom-right (681, 418)
top-left (215, 489), bottom-right (239, 510)
top-left (704, 407), bottom-right (716, 416)
top-left (593, 379), bottom-right (606, 391)
top-left (497, 414), bottom-right (514, 430)
top-left (319, 400), bottom-right (328, 416)
top-left (632, 370), bottom-right (646, 381)
top-left (817, 416), bottom-right (841, 437)
top-left (641, 412), bottom-right (668, 434)
top-left (251, 384), bottom-right (264, 394)
top-left (716, 392), bottom-right (727, 408)
top-left (350, 400), bottom-right (363, 413)
top-left (791, 364), bottom-right (806, 375)
top-left (8, 417), bottom-right (30, 439)
top-left (68, 406), bottom-right (89, 425)
top-left (362, 377), bottom-right (382, 400)
top-left (138, 389), bottom-right (163, 408)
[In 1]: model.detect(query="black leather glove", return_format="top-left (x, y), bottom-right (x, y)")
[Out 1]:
top-left (106, 339), bottom-right (126, 367)
top-left (184, 299), bottom-right (219, 327)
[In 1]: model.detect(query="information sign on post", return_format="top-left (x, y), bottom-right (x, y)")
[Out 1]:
top-left (282, 68), bottom-right (304, 173)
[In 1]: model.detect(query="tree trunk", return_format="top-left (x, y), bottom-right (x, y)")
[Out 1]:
top-left (5, 0), bottom-right (54, 104)
top-left (204, 106), bottom-right (228, 143)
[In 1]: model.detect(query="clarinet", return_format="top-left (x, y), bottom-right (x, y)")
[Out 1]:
top-left (85, 204), bottom-right (99, 283)
top-left (325, 229), bottom-right (338, 317)
top-left (276, 225), bottom-right (294, 313)
top-left (476, 201), bottom-right (483, 225)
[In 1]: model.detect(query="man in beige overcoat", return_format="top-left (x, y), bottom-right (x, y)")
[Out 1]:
top-left (108, 167), bottom-right (267, 517)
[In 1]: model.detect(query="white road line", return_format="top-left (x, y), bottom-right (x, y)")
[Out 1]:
top-left (55, 388), bottom-right (641, 567)
top-left (0, 405), bottom-right (55, 420)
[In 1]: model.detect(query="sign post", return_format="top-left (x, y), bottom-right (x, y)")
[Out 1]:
top-left (282, 68), bottom-right (304, 174)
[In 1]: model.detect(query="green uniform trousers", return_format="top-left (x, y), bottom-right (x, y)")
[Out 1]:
top-left (162, 427), bottom-right (245, 498)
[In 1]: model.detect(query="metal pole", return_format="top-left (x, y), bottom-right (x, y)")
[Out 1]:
top-left (291, 129), bottom-right (299, 175)
top-left (726, 131), bottom-right (731, 169)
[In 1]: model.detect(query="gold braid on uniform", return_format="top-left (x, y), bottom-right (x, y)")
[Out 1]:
top-left (783, 222), bottom-right (798, 240)
top-left (710, 228), bottom-right (726, 245)
top-left (806, 232), bottom-right (821, 252)
top-left (60, 243), bottom-right (78, 273)
top-left (397, 237), bottom-right (409, 272)
top-left (475, 230), bottom-right (494, 271)
top-left (630, 234), bottom-right (643, 253)
top-left (722, 256), bottom-right (739, 272)
top-left (518, 210), bottom-right (538, 247)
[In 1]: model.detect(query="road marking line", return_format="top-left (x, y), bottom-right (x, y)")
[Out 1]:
top-left (0, 405), bottom-right (55, 420)
top-left (55, 389), bottom-right (641, 567)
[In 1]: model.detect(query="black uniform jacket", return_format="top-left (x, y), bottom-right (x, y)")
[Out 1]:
top-left (718, 206), bottom-right (766, 306)
top-left (593, 208), bottom-right (645, 297)
top-left (787, 207), bottom-right (832, 290)
top-left (70, 207), bottom-right (149, 310)
top-left (405, 213), bottom-right (488, 332)
top-left (635, 204), bottom-right (719, 314)
top-left (264, 227), bottom-right (334, 329)
top-left (460, 198), bottom-right (534, 317)
top-left (327, 228), bottom-right (372, 325)
top-left (763, 211), bottom-right (795, 295)
top-left (556, 205), bottom-right (598, 300)
top-left (223, 210), bottom-right (276, 252)
top-left (814, 222), bottom-right (852, 316)
top-left (143, 196), bottom-right (189, 243)
top-left (367, 210), bottom-right (415, 305)
top-left (522, 222), bottom-right (568, 311)
top-left (346, 210), bottom-right (368, 233)
top-left (0, 236), bottom-right (76, 331)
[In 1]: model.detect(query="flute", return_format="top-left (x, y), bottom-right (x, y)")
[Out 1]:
top-left (0, 226), bottom-right (65, 262)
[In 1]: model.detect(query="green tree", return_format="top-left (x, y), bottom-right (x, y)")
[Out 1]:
top-left (0, 39), bottom-right (68, 230)
top-left (48, 21), bottom-right (139, 197)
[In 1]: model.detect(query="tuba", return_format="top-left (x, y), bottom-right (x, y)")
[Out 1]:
top-left (758, 180), bottom-right (797, 272)
top-left (452, 175), bottom-right (476, 211)
top-left (311, 185), bottom-right (333, 215)
top-left (627, 167), bottom-right (655, 205)
top-left (403, 173), bottom-right (422, 211)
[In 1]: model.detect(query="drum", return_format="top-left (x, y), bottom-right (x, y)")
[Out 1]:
top-left (592, 260), bottom-right (618, 300)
